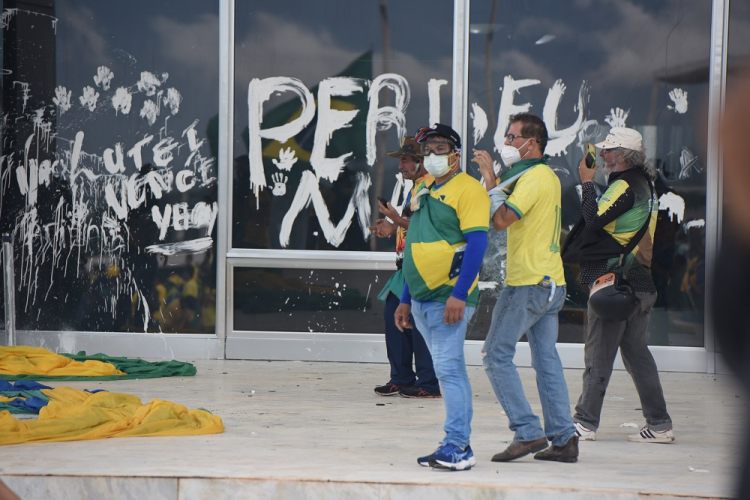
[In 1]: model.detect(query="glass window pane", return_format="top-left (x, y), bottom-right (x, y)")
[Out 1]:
top-left (0, 0), bottom-right (219, 333)
top-left (234, 267), bottom-right (388, 333)
top-left (466, 0), bottom-right (711, 346)
top-left (233, 1), bottom-right (454, 252)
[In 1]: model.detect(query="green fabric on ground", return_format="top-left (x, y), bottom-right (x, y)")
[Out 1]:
top-left (0, 352), bottom-right (196, 381)
top-left (0, 390), bottom-right (51, 414)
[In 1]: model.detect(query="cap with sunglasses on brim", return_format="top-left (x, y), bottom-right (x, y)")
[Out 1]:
top-left (595, 127), bottom-right (643, 152)
top-left (387, 136), bottom-right (423, 157)
top-left (414, 123), bottom-right (462, 152)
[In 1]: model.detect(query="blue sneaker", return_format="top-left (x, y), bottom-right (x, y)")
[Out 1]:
top-left (428, 443), bottom-right (476, 471)
top-left (417, 443), bottom-right (441, 467)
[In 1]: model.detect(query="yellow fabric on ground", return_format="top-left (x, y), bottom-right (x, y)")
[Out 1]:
top-left (0, 396), bottom-right (20, 402)
top-left (0, 346), bottom-right (125, 378)
top-left (0, 388), bottom-right (224, 445)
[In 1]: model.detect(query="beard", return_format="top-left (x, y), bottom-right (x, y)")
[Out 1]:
top-left (601, 161), bottom-right (616, 177)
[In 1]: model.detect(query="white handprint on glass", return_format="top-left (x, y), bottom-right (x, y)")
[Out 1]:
top-left (272, 173), bottom-right (288, 196)
top-left (272, 147), bottom-right (298, 171)
top-left (604, 107), bottom-right (629, 128)
top-left (79, 86), bottom-right (99, 112)
top-left (53, 86), bottom-right (72, 113)
top-left (668, 88), bottom-right (688, 114)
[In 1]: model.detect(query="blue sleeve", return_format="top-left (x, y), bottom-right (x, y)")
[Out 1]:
top-left (451, 231), bottom-right (488, 301)
top-left (400, 282), bottom-right (411, 304)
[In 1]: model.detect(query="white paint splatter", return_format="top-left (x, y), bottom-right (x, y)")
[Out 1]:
top-left (678, 147), bottom-right (700, 179)
top-left (13, 81), bottom-right (31, 113)
top-left (140, 100), bottom-right (159, 125)
top-left (272, 147), bottom-right (298, 171)
top-left (145, 238), bottom-right (213, 256)
top-left (93, 66), bottom-right (114, 90)
top-left (604, 107), bottom-right (629, 128)
top-left (535, 34), bottom-right (556, 45)
top-left (427, 79), bottom-right (448, 127)
top-left (279, 170), bottom-right (371, 248)
top-left (684, 219), bottom-right (705, 231)
top-left (542, 80), bottom-right (586, 157)
top-left (79, 86), bottom-right (99, 112)
top-left (470, 103), bottom-right (488, 145)
top-left (366, 73), bottom-right (410, 166)
top-left (494, 76), bottom-right (539, 154)
top-left (668, 88), bottom-right (688, 114)
top-left (137, 71), bottom-right (162, 96)
top-left (271, 172), bottom-right (288, 196)
top-left (658, 192), bottom-right (685, 224)
top-left (163, 87), bottom-right (182, 115)
top-left (248, 77), bottom-right (315, 201)
top-left (478, 281), bottom-right (499, 290)
top-left (311, 77), bottom-right (363, 182)
top-left (52, 86), bottom-right (72, 113)
top-left (112, 87), bottom-right (132, 115)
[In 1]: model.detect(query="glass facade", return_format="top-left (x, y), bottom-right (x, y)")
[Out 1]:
top-left (0, 0), bottom-right (219, 333)
top-left (232, 0), bottom-right (454, 252)
top-left (0, 0), bottom-right (730, 367)
top-left (234, 267), bottom-right (387, 333)
top-left (466, 0), bottom-right (711, 346)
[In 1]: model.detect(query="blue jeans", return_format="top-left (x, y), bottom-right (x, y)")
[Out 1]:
top-left (410, 300), bottom-right (475, 449)
top-left (483, 284), bottom-right (575, 447)
top-left (383, 292), bottom-right (439, 392)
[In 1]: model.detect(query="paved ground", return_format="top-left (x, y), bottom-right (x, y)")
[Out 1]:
top-left (0, 359), bottom-right (744, 499)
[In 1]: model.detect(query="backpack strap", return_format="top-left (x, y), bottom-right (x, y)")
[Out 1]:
top-left (616, 170), bottom-right (655, 277)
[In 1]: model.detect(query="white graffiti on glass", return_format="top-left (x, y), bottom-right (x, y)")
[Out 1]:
top-left (5, 68), bottom-right (216, 331)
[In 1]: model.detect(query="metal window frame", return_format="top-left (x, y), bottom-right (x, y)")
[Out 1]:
top-left (219, 0), bottom-right (719, 374)
top-left (705, 0), bottom-right (730, 374)
top-left (216, 0), bottom-right (234, 358)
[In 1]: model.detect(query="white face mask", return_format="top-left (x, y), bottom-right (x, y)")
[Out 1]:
top-left (500, 138), bottom-right (531, 167)
top-left (423, 153), bottom-right (453, 177)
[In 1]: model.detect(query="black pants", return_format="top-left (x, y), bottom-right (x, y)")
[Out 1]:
top-left (382, 292), bottom-right (438, 392)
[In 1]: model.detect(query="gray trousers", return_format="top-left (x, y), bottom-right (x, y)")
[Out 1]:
top-left (573, 291), bottom-right (673, 432)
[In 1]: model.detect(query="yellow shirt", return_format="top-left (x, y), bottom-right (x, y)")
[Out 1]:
top-left (504, 164), bottom-right (565, 286)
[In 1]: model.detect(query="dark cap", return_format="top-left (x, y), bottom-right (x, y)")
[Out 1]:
top-left (386, 136), bottom-right (423, 158)
top-left (414, 123), bottom-right (462, 151)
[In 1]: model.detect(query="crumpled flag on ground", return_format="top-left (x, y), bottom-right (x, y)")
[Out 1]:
top-left (0, 346), bottom-right (196, 381)
top-left (0, 388), bottom-right (224, 445)
top-left (0, 381), bottom-right (107, 414)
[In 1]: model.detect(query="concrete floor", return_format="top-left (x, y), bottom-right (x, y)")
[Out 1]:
top-left (0, 359), bottom-right (744, 499)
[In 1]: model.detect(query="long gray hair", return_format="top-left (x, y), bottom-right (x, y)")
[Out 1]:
top-left (613, 147), bottom-right (656, 180)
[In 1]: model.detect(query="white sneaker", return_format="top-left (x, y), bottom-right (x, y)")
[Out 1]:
top-left (627, 426), bottom-right (675, 443)
top-left (574, 422), bottom-right (596, 441)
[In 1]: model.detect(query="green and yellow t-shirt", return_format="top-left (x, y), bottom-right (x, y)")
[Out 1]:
top-left (402, 172), bottom-right (490, 306)
top-left (504, 164), bottom-right (565, 286)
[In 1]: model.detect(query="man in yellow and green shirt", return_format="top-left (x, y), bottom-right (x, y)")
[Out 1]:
top-left (474, 112), bottom-right (577, 464)
top-left (394, 124), bottom-right (489, 471)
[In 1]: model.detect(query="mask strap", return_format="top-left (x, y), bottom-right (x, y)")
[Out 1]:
top-left (519, 138), bottom-right (532, 160)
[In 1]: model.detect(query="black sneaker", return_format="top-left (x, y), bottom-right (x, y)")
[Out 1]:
top-left (374, 383), bottom-right (405, 396)
top-left (399, 386), bottom-right (441, 399)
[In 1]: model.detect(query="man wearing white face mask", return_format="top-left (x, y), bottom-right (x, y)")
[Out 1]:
top-left (394, 124), bottom-right (490, 471)
top-left (473, 112), bottom-right (577, 464)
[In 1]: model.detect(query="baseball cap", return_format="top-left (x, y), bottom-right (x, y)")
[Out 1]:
top-left (386, 136), bottom-right (422, 157)
top-left (414, 123), bottom-right (462, 151)
top-left (595, 127), bottom-right (643, 152)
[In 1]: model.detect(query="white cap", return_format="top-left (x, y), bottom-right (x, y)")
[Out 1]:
top-left (595, 127), bottom-right (643, 152)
